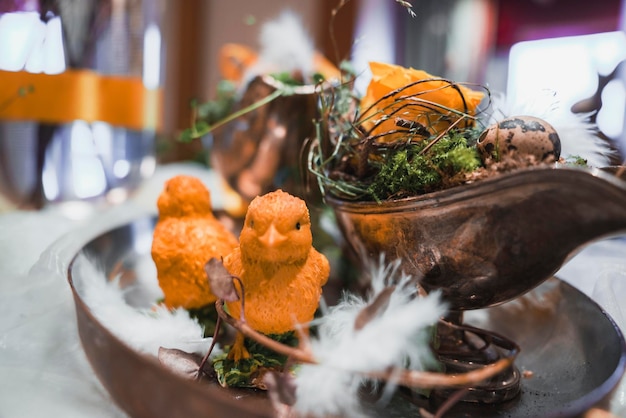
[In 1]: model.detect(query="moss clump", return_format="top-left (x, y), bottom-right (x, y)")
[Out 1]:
top-left (366, 131), bottom-right (482, 201)
top-left (213, 331), bottom-right (299, 388)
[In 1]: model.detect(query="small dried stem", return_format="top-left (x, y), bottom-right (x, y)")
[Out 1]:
top-left (329, 0), bottom-right (350, 67)
top-left (214, 298), bottom-right (518, 391)
top-left (418, 116), bottom-right (466, 156)
top-left (357, 78), bottom-right (477, 133)
top-left (0, 85), bottom-right (34, 112)
top-left (433, 388), bottom-right (469, 418)
top-left (370, 356), bottom-right (515, 389)
top-left (215, 299), bottom-right (316, 364)
top-left (231, 276), bottom-right (246, 322)
top-left (196, 313), bottom-right (222, 380)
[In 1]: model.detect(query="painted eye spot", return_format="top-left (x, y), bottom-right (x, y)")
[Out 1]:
top-left (295, 222), bottom-right (301, 230)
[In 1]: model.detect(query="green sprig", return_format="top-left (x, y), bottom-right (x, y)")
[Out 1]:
top-left (179, 86), bottom-right (288, 143)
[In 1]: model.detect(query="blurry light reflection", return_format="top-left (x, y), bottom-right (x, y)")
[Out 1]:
top-left (351, 0), bottom-right (396, 94)
top-left (0, 12), bottom-right (43, 71)
top-left (113, 160), bottom-right (131, 178)
top-left (41, 156), bottom-right (60, 201)
top-left (40, 15), bottom-right (65, 74)
top-left (143, 22), bottom-right (161, 89)
top-left (0, 12), bottom-right (65, 73)
top-left (70, 122), bottom-right (107, 199)
top-left (598, 79), bottom-right (626, 139)
top-left (508, 31), bottom-right (626, 141)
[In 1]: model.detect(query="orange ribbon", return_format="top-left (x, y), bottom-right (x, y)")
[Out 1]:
top-left (0, 69), bottom-right (162, 131)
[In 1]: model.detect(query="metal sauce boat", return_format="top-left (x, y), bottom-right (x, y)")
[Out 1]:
top-left (327, 166), bottom-right (626, 311)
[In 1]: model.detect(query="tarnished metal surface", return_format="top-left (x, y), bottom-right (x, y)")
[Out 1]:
top-left (210, 76), bottom-right (319, 203)
top-left (68, 218), bottom-right (273, 418)
top-left (67, 214), bottom-right (625, 417)
top-left (328, 166), bottom-right (626, 310)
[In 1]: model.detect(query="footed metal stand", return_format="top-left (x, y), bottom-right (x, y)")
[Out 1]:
top-left (433, 313), bottom-right (521, 404)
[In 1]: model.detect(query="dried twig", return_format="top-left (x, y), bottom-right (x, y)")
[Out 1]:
top-left (214, 297), bottom-right (518, 390)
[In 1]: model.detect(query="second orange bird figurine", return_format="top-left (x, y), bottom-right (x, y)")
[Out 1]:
top-left (151, 175), bottom-right (239, 310)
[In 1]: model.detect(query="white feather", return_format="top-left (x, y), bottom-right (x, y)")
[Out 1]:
top-left (73, 254), bottom-right (212, 356)
top-left (483, 92), bottom-right (615, 167)
top-left (243, 10), bottom-right (315, 83)
top-left (293, 257), bottom-right (446, 417)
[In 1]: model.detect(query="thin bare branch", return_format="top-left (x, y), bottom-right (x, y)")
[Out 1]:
top-left (215, 300), bottom-right (316, 364)
top-left (214, 298), bottom-right (519, 391)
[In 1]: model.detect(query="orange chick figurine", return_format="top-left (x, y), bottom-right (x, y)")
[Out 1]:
top-left (224, 189), bottom-right (330, 362)
top-left (151, 175), bottom-right (238, 310)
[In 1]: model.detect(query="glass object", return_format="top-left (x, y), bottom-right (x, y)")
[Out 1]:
top-left (0, 0), bottom-right (164, 214)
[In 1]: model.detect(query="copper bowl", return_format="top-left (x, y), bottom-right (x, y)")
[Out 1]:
top-left (67, 217), bottom-right (273, 418)
top-left (67, 214), bottom-right (626, 417)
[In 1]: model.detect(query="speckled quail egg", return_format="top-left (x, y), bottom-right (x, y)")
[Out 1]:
top-left (476, 116), bottom-right (561, 163)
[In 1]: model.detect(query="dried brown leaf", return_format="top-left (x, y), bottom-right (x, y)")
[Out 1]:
top-left (158, 347), bottom-right (205, 380)
top-left (205, 257), bottom-right (239, 302)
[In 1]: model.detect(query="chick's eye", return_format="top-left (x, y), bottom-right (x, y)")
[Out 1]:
top-left (249, 219), bottom-right (255, 228)
top-left (295, 222), bottom-right (301, 230)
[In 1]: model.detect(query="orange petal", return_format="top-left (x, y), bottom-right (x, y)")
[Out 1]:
top-left (219, 43), bottom-right (258, 83)
top-left (360, 62), bottom-right (484, 142)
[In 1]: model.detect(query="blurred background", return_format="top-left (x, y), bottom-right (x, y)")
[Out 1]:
top-left (1, 0), bottom-right (625, 211)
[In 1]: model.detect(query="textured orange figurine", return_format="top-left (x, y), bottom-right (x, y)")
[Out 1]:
top-left (151, 175), bottom-right (239, 309)
top-left (224, 189), bottom-right (330, 361)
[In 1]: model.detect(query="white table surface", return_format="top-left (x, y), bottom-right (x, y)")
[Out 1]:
top-left (0, 163), bottom-right (625, 417)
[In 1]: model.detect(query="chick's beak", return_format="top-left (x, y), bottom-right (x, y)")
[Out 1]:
top-left (259, 223), bottom-right (287, 248)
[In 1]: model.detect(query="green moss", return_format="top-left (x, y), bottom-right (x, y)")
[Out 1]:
top-left (366, 131), bottom-right (482, 201)
top-left (213, 331), bottom-right (299, 388)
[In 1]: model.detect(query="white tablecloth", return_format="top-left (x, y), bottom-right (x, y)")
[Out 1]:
top-left (0, 163), bottom-right (625, 417)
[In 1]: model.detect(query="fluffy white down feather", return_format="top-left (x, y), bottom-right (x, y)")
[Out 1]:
top-left (244, 10), bottom-right (315, 83)
top-left (294, 258), bottom-right (446, 417)
top-left (73, 254), bottom-right (212, 356)
top-left (484, 92), bottom-right (615, 167)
